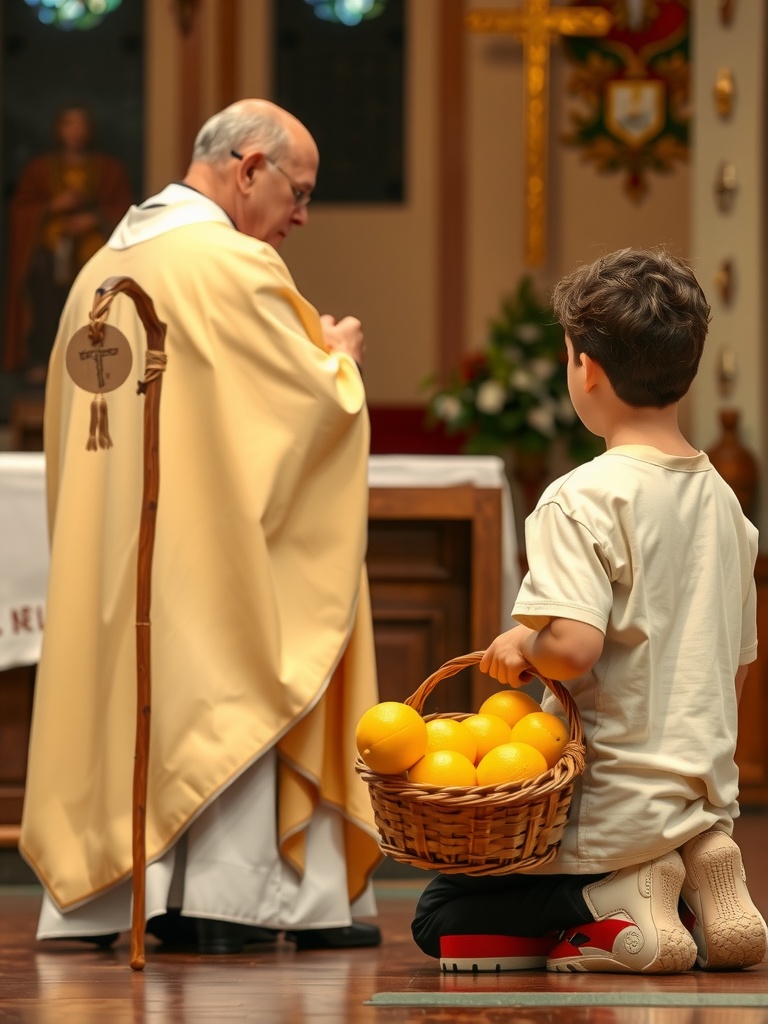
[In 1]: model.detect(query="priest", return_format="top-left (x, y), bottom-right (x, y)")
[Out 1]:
top-left (20, 99), bottom-right (383, 954)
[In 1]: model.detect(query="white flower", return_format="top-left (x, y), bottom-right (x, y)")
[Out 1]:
top-left (475, 379), bottom-right (507, 415)
top-left (527, 405), bottom-right (557, 438)
top-left (516, 323), bottom-right (543, 344)
top-left (529, 357), bottom-right (557, 381)
top-left (510, 369), bottom-right (536, 392)
top-left (433, 394), bottom-right (463, 423)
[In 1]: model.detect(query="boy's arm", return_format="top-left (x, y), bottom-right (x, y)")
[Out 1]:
top-left (480, 618), bottom-right (604, 687)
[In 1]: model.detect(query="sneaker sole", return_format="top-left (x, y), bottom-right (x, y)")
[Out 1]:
top-left (548, 853), bottom-right (697, 974)
top-left (439, 933), bottom-right (556, 973)
top-left (681, 832), bottom-right (768, 970)
top-left (441, 953), bottom-right (549, 973)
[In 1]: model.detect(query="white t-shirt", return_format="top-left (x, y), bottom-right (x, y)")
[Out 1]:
top-left (514, 445), bottom-right (758, 874)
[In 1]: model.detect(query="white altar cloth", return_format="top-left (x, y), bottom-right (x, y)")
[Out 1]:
top-left (0, 453), bottom-right (519, 670)
top-left (0, 453), bottom-right (48, 670)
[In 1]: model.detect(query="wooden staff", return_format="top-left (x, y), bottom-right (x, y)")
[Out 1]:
top-left (87, 276), bottom-right (167, 971)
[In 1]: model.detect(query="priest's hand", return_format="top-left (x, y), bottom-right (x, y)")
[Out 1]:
top-left (320, 314), bottom-right (364, 366)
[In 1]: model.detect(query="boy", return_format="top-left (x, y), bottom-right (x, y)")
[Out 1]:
top-left (411, 248), bottom-right (767, 974)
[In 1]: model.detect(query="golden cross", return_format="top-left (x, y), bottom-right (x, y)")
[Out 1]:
top-left (467, 0), bottom-right (612, 265)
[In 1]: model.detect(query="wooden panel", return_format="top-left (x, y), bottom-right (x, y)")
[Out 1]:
top-left (370, 485), bottom-right (507, 712)
top-left (737, 553), bottom-right (768, 804)
top-left (373, 610), bottom-right (470, 715)
top-left (0, 665), bottom-right (34, 832)
top-left (367, 516), bottom-right (471, 713)
top-left (368, 486), bottom-right (502, 655)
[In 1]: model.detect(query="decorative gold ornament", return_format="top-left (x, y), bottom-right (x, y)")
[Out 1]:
top-left (719, 0), bottom-right (736, 26)
top-left (466, 0), bottom-right (612, 266)
top-left (714, 161), bottom-right (737, 212)
top-left (714, 67), bottom-right (735, 119)
top-left (717, 345), bottom-right (737, 398)
top-left (174, 0), bottom-right (201, 35)
top-left (714, 258), bottom-right (734, 306)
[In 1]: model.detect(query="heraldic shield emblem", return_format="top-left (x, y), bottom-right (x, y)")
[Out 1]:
top-left (561, 0), bottom-right (690, 201)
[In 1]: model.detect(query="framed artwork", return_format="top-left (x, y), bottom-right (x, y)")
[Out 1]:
top-left (0, 0), bottom-right (143, 410)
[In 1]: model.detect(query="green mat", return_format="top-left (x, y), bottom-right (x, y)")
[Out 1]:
top-left (368, 991), bottom-right (768, 1008)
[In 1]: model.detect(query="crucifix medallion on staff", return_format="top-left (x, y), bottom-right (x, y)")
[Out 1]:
top-left (65, 322), bottom-right (133, 450)
top-left (66, 323), bottom-right (133, 395)
top-left (466, 0), bottom-right (612, 265)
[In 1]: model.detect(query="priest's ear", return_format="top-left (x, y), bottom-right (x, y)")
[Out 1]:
top-left (231, 148), bottom-right (262, 186)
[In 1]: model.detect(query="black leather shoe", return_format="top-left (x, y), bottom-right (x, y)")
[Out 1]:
top-left (146, 909), bottom-right (198, 947)
top-left (51, 932), bottom-right (119, 949)
top-left (195, 919), bottom-right (280, 954)
top-left (287, 921), bottom-right (381, 950)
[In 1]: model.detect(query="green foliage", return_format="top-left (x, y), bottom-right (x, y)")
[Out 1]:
top-left (425, 277), bottom-right (601, 461)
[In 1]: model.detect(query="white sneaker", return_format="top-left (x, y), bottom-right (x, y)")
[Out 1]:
top-left (547, 851), bottom-right (698, 974)
top-left (680, 829), bottom-right (767, 970)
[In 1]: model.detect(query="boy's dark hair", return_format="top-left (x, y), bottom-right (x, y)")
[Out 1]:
top-left (551, 248), bottom-right (711, 407)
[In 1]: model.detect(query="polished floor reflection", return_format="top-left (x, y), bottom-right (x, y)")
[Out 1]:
top-left (1, 811), bottom-right (767, 1024)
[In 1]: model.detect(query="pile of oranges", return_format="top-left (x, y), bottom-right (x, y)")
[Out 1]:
top-left (355, 689), bottom-right (569, 788)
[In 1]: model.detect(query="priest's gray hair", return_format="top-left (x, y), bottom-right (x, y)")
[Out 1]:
top-left (192, 107), bottom-right (289, 164)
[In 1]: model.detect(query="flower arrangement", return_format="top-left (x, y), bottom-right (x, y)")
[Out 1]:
top-left (426, 276), bottom-right (600, 463)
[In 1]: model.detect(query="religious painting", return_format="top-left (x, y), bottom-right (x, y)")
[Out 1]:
top-left (0, 1), bottom-right (143, 411)
top-left (560, 0), bottom-right (690, 201)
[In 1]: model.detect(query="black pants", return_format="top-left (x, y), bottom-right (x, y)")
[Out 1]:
top-left (411, 870), bottom-right (607, 959)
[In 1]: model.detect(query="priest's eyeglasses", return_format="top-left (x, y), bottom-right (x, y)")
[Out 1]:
top-left (231, 149), bottom-right (312, 208)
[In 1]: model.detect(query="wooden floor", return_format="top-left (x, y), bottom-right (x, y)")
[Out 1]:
top-left (1, 811), bottom-right (767, 1024)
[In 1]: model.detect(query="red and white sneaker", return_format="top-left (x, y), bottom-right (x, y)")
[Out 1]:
top-left (680, 829), bottom-right (768, 970)
top-left (439, 933), bottom-right (557, 973)
top-left (547, 851), bottom-right (698, 974)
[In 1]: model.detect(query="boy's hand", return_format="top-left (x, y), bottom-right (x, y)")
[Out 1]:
top-left (479, 626), bottom-right (537, 687)
top-left (481, 617), bottom-right (604, 685)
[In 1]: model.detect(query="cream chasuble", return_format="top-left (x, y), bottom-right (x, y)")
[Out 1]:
top-left (20, 186), bottom-right (382, 912)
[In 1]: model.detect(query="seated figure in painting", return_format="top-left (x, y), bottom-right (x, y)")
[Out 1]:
top-left (4, 103), bottom-right (134, 387)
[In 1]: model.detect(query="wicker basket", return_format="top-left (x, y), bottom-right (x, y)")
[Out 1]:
top-left (355, 651), bottom-right (586, 875)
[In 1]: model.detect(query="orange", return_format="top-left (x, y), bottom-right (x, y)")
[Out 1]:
top-left (478, 689), bottom-right (541, 728)
top-left (408, 749), bottom-right (478, 788)
top-left (476, 741), bottom-right (548, 786)
top-left (424, 718), bottom-right (478, 763)
top-left (510, 711), bottom-right (569, 769)
top-left (461, 713), bottom-right (513, 764)
top-left (355, 702), bottom-right (427, 775)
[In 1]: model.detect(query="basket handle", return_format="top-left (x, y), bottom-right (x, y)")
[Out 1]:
top-left (405, 651), bottom-right (585, 749)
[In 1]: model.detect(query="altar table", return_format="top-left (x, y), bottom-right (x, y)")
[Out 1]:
top-left (0, 453), bottom-right (519, 673)
top-left (0, 452), bottom-right (520, 837)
